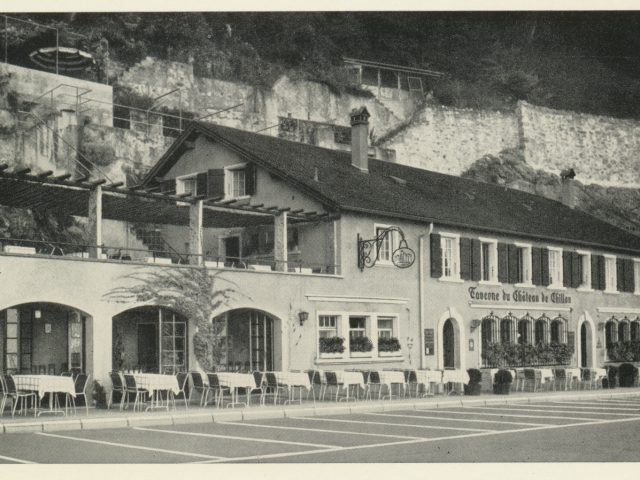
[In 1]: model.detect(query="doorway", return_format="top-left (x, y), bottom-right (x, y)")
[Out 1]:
top-left (137, 323), bottom-right (158, 372)
top-left (443, 318), bottom-right (456, 369)
top-left (580, 321), bottom-right (592, 368)
top-left (223, 236), bottom-right (241, 266)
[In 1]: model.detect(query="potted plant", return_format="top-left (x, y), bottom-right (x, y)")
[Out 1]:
top-left (378, 337), bottom-right (402, 356)
top-left (319, 336), bottom-right (345, 358)
top-left (350, 336), bottom-right (374, 357)
top-left (92, 380), bottom-right (108, 409)
top-left (493, 369), bottom-right (513, 395)
top-left (603, 365), bottom-right (618, 389)
top-left (464, 368), bottom-right (482, 395)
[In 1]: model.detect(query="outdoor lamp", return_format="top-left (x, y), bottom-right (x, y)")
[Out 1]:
top-left (298, 310), bottom-right (309, 326)
top-left (470, 319), bottom-right (482, 332)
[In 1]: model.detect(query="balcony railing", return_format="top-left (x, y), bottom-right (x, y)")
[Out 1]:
top-left (0, 237), bottom-right (340, 275)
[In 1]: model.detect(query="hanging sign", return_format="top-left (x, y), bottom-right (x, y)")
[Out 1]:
top-left (357, 226), bottom-right (416, 270)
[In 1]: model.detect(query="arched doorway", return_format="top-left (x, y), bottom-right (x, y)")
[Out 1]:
top-left (579, 321), bottom-right (593, 368)
top-left (443, 318), bottom-right (456, 369)
top-left (213, 309), bottom-right (276, 372)
top-left (0, 302), bottom-right (90, 374)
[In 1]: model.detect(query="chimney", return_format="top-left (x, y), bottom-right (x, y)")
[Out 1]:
top-left (350, 107), bottom-right (370, 172)
top-left (560, 168), bottom-right (577, 209)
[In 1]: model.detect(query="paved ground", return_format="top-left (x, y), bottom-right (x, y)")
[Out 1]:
top-left (1, 394), bottom-right (640, 463)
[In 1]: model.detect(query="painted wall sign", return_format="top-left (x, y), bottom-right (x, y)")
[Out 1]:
top-left (468, 286), bottom-right (572, 305)
top-left (424, 328), bottom-right (434, 355)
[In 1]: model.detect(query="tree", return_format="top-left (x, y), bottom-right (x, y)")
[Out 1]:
top-left (104, 265), bottom-right (238, 371)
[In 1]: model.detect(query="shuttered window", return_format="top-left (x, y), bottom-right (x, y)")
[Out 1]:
top-left (604, 255), bottom-right (617, 293)
top-left (497, 242), bottom-right (509, 283)
top-left (430, 232), bottom-right (460, 281)
top-left (478, 238), bottom-right (498, 283)
top-left (430, 233), bottom-right (442, 278)
top-left (548, 248), bottom-right (563, 288)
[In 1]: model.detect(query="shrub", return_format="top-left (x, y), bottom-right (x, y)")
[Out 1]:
top-left (319, 336), bottom-right (345, 354)
top-left (378, 337), bottom-right (401, 352)
top-left (493, 369), bottom-right (512, 395)
top-left (350, 336), bottom-right (374, 353)
top-left (618, 363), bottom-right (639, 387)
top-left (91, 380), bottom-right (108, 409)
top-left (464, 368), bottom-right (483, 396)
top-left (604, 365), bottom-right (618, 389)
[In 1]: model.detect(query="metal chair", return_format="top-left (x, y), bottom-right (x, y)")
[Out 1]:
top-left (262, 372), bottom-right (287, 405)
top-left (123, 374), bottom-right (149, 412)
top-left (553, 368), bottom-right (567, 391)
top-left (323, 371), bottom-right (348, 402)
top-left (204, 373), bottom-right (229, 408)
top-left (403, 370), bottom-right (418, 397)
top-left (174, 372), bottom-right (189, 409)
top-left (3, 375), bottom-right (37, 418)
top-left (306, 370), bottom-right (322, 401)
top-left (108, 372), bottom-right (126, 410)
top-left (0, 376), bottom-right (8, 416)
top-left (523, 369), bottom-right (540, 392)
top-left (364, 371), bottom-right (387, 400)
top-left (69, 373), bottom-right (91, 415)
top-left (189, 372), bottom-right (208, 406)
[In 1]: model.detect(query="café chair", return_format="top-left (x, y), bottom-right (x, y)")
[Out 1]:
top-left (70, 373), bottom-right (91, 415)
top-left (189, 372), bottom-right (208, 406)
top-left (3, 375), bottom-right (37, 418)
top-left (108, 371), bottom-right (126, 410)
top-left (174, 372), bottom-right (189, 409)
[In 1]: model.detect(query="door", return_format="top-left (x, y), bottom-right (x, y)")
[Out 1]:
top-left (443, 319), bottom-right (455, 369)
top-left (137, 323), bottom-right (158, 372)
top-left (580, 323), bottom-right (588, 368)
top-left (224, 236), bottom-right (241, 266)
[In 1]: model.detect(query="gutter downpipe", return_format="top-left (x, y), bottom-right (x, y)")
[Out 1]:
top-left (418, 222), bottom-right (434, 369)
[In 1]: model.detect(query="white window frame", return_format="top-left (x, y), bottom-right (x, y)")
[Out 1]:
top-left (478, 237), bottom-right (499, 285)
top-left (316, 311), bottom-right (345, 359)
top-left (634, 259), bottom-right (640, 295)
top-left (224, 162), bottom-right (250, 200)
top-left (604, 254), bottom-right (618, 294)
top-left (176, 173), bottom-right (198, 196)
top-left (440, 232), bottom-right (462, 282)
top-left (547, 247), bottom-right (565, 290)
top-left (318, 315), bottom-right (339, 338)
top-left (514, 242), bottom-right (533, 287)
top-left (374, 224), bottom-right (399, 266)
top-left (576, 249), bottom-right (593, 292)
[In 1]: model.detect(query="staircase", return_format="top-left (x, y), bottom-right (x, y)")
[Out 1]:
top-left (131, 224), bottom-right (187, 263)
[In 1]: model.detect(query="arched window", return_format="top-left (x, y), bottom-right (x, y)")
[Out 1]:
top-left (631, 318), bottom-right (640, 341)
top-left (518, 314), bottom-right (534, 345)
top-left (535, 314), bottom-right (550, 344)
top-left (500, 313), bottom-right (517, 344)
top-left (605, 317), bottom-right (618, 346)
top-left (550, 316), bottom-right (566, 344)
top-left (481, 313), bottom-right (499, 351)
top-left (618, 317), bottom-right (630, 342)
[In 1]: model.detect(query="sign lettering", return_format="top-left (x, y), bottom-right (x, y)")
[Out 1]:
top-left (468, 286), bottom-right (572, 305)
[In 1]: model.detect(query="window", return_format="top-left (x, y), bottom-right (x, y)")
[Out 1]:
top-left (500, 318), bottom-right (513, 344)
top-left (479, 238), bottom-right (498, 283)
top-left (377, 317), bottom-right (394, 339)
top-left (514, 243), bottom-right (532, 285)
top-left (604, 255), bottom-right (617, 293)
top-left (548, 247), bottom-right (563, 288)
top-left (550, 320), bottom-right (564, 343)
top-left (176, 174), bottom-right (197, 196)
top-left (518, 316), bottom-right (533, 345)
top-left (375, 225), bottom-right (398, 265)
top-left (635, 260), bottom-right (640, 294)
top-left (441, 234), bottom-right (460, 280)
top-left (577, 250), bottom-right (592, 290)
top-left (318, 315), bottom-right (338, 339)
top-left (224, 164), bottom-right (249, 199)
top-left (535, 317), bottom-right (549, 344)
top-left (349, 316), bottom-right (367, 339)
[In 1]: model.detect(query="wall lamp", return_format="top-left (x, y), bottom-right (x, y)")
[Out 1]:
top-left (597, 322), bottom-right (606, 332)
top-left (298, 311), bottom-right (309, 326)
top-left (470, 319), bottom-right (482, 332)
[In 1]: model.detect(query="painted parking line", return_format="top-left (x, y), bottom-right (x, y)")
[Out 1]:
top-left (133, 426), bottom-right (342, 449)
top-left (594, 399), bottom-right (640, 405)
top-left (365, 411), bottom-right (552, 427)
top-left (0, 453), bottom-right (35, 464)
top-left (205, 414), bottom-right (640, 463)
top-left (505, 404), bottom-right (640, 416)
top-left (217, 421), bottom-right (425, 440)
top-left (420, 408), bottom-right (595, 422)
top-left (290, 416), bottom-right (496, 432)
top-left (543, 401), bottom-right (640, 411)
top-left (560, 399), bottom-right (640, 407)
top-left (37, 432), bottom-right (226, 461)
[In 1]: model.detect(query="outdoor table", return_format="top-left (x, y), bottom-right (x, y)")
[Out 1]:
top-left (335, 371), bottom-right (365, 400)
top-left (442, 369), bottom-right (470, 395)
top-left (13, 375), bottom-right (75, 416)
top-left (133, 373), bottom-right (179, 411)
top-left (594, 368), bottom-right (608, 387)
top-left (377, 370), bottom-right (406, 398)
top-left (415, 370), bottom-right (442, 396)
top-left (273, 371), bottom-right (311, 404)
top-left (564, 368), bottom-right (582, 389)
top-left (215, 372), bottom-right (256, 407)
top-left (537, 368), bottom-right (555, 390)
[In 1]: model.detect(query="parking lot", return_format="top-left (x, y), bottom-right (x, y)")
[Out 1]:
top-left (1, 394), bottom-right (640, 463)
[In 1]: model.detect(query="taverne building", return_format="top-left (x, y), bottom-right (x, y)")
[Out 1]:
top-left (1, 107), bottom-right (640, 391)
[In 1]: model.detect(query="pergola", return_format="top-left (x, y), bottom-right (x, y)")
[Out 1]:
top-left (0, 165), bottom-right (334, 270)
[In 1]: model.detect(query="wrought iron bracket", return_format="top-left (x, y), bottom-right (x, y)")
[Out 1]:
top-left (357, 226), bottom-right (415, 271)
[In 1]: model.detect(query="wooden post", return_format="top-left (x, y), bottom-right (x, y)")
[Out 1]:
top-left (87, 186), bottom-right (102, 259)
top-left (274, 212), bottom-right (288, 272)
top-left (189, 199), bottom-right (204, 265)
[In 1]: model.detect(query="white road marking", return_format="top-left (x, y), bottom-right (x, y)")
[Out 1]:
top-left (0, 453), bottom-right (36, 464)
top-left (133, 426), bottom-right (341, 448)
top-left (216, 421), bottom-right (424, 440)
top-left (200, 410), bottom-right (640, 463)
top-left (541, 401), bottom-right (640, 411)
top-left (366, 411), bottom-right (552, 427)
top-left (37, 432), bottom-right (226, 460)
top-left (288, 416), bottom-right (496, 432)
top-left (594, 399), bottom-right (640, 405)
top-left (501, 404), bottom-right (640, 416)
top-left (420, 408), bottom-right (594, 421)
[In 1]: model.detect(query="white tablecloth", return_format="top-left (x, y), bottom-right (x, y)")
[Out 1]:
top-left (13, 375), bottom-right (75, 400)
top-left (564, 368), bottom-right (582, 380)
top-left (415, 370), bottom-right (442, 385)
top-left (215, 372), bottom-right (256, 390)
top-left (593, 368), bottom-right (608, 379)
top-left (274, 371), bottom-right (311, 389)
top-left (442, 369), bottom-right (470, 385)
top-left (132, 374), bottom-right (180, 394)
top-left (537, 368), bottom-right (555, 383)
top-left (377, 370), bottom-right (406, 387)
top-left (335, 371), bottom-right (365, 389)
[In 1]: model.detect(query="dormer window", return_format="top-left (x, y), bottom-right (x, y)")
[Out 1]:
top-left (227, 166), bottom-right (246, 198)
top-left (176, 174), bottom-right (198, 196)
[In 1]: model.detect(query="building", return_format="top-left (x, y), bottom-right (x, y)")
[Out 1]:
top-left (1, 106), bottom-right (640, 394)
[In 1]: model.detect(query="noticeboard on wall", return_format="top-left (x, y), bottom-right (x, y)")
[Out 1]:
top-left (424, 328), bottom-right (434, 356)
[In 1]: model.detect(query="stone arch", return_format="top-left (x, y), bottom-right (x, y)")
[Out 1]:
top-left (437, 308), bottom-right (465, 370)
top-left (577, 312), bottom-right (596, 368)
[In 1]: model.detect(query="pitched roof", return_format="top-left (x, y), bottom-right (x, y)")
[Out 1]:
top-left (144, 121), bottom-right (640, 255)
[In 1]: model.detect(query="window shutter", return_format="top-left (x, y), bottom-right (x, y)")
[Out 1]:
top-left (541, 247), bottom-right (550, 286)
top-left (244, 163), bottom-right (256, 195)
top-left (571, 252), bottom-right (581, 288)
top-left (497, 242), bottom-right (509, 283)
top-left (597, 255), bottom-right (606, 291)
top-left (160, 178), bottom-right (176, 194)
top-left (195, 172), bottom-right (207, 197)
top-left (459, 237), bottom-right (472, 280)
top-left (617, 258), bottom-right (625, 292)
top-left (625, 259), bottom-right (635, 293)
top-left (206, 169), bottom-right (225, 198)
top-left (591, 254), bottom-right (601, 290)
top-left (531, 247), bottom-right (542, 286)
top-left (471, 239), bottom-right (481, 282)
top-left (507, 244), bottom-right (519, 284)
top-left (430, 233), bottom-right (442, 278)
top-left (562, 251), bottom-right (572, 288)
